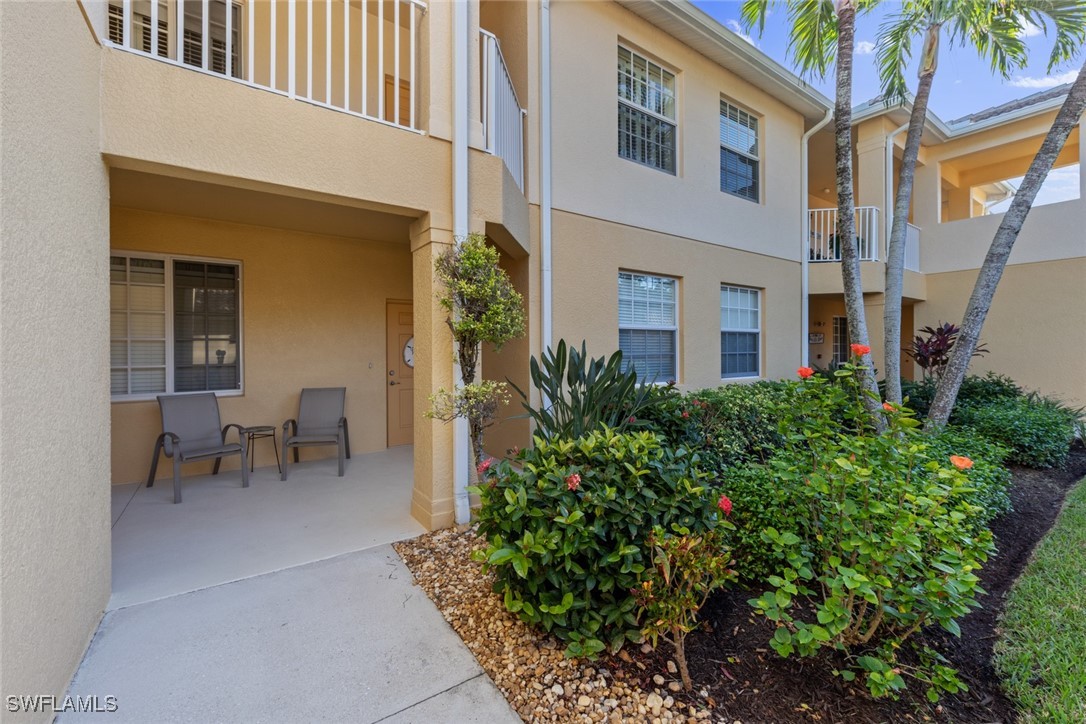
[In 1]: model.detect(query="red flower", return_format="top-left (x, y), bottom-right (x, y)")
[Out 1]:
top-left (566, 473), bottom-right (582, 491)
top-left (476, 458), bottom-right (493, 476)
top-left (628, 416), bottom-right (636, 424)
top-left (717, 494), bottom-right (733, 516)
top-left (682, 411), bottom-right (690, 419)
top-left (949, 455), bottom-right (974, 471)
top-left (882, 402), bottom-right (895, 412)
top-left (850, 343), bottom-right (871, 357)
top-left (797, 367), bottom-right (815, 379)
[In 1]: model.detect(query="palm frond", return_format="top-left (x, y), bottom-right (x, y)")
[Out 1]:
top-left (787, 0), bottom-right (839, 79)
top-left (739, 0), bottom-right (773, 36)
top-left (1017, 1), bottom-right (1086, 71)
top-left (875, 7), bottom-right (928, 105)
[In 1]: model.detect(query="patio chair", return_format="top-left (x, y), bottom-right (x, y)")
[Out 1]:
top-left (146, 393), bottom-right (249, 504)
top-left (281, 387), bottom-right (350, 481)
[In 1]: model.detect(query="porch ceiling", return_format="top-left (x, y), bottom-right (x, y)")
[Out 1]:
top-left (110, 169), bottom-right (416, 243)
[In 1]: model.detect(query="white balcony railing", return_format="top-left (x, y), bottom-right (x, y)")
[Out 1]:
top-left (480, 30), bottom-right (526, 192)
top-left (106, 0), bottom-right (426, 132)
top-left (905, 223), bottom-right (921, 271)
top-left (809, 207), bottom-right (881, 262)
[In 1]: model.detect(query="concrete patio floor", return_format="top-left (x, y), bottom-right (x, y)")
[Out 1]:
top-left (65, 449), bottom-right (518, 723)
top-left (110, 446), bottom-right (425, 609)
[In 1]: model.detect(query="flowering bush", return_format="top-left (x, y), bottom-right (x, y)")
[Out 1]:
top-left (744, 357), bottom-right (994, 700)
top-left (633, 525), bottom-right (736, 690)
top-left (470, 428), bottom-right (721, 657)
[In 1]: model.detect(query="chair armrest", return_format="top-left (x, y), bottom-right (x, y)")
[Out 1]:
top-left (221, 423), bottom-right (246, 443)
top-left (157, 431), bottom-right (181, 457)
top-left (283, 419), bottom-right (297, 438)
top-left (338, 417), bottom-right (347, 430)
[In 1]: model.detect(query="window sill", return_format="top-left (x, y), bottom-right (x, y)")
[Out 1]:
top-left (720, 376), bottom-right (762, 383)
top-left (111, 389), bottom-right (244, 404)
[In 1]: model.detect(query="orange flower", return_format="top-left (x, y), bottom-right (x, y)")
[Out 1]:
top-left (850, 343), bottom-right (871, 357)
top-left (882, 402), bottom-right (894, 412)
top-left (950, 455), bottom-right (974, 471)
top-left (797, 367), bottom-right (815, 379)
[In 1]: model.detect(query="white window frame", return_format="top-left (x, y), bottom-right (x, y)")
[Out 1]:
top-left (618, 271), bottom-right (680, 384)
top-left (720, 284), bottom-right (762, 380)
top-left (617, 45), bottom-right (678, 175)
top-left (832, 316), bottom-right (850, 367)
top-left (111, 250), bottom-right (244, 402)
top-left (719, 99), bottom-right (761, 202)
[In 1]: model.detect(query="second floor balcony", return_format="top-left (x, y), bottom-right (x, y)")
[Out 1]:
top-left (809, 206), bottom-right (921, 272)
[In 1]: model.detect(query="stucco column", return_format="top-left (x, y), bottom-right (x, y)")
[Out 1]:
top-left (912, 162), bottom-right (941, 230)
top-left (409, 214), bottom-right (456, 530)
top-left (855, 127), bottom-right (887, 258)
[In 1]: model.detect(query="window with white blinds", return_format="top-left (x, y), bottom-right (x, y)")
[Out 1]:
top-left (107, 2), bottom-right (169, 57)
top-left (618, 47), bottom-right (677, 174)
top-left (110, 253), bottom-right (242, 399)
top-left (720, 100), bottom-right (760, 202)
top-left (832, 316), bottom-right (850, 366)
top-left (721, 285), bottom-right (761, 379)
top-left (107, 1), bottom-right (241, 78)
top-left (618, 272), bottom-right (678, 383)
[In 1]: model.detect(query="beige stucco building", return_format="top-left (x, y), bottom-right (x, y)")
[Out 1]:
top-left (1, 0), bottom-right (1082, 717)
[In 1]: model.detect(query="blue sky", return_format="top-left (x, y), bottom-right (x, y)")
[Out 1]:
top-left (690, 1), bottom-right (1082, 122)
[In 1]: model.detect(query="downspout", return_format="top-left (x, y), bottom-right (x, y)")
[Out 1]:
top-left (885, 121), bottom-right (909, 248)
top-left (452, 0), bottom-right (470, 525)
top-left (540, 0), bottom-right (553, 364)
top-left (800, 110), bottom-right (833, 367)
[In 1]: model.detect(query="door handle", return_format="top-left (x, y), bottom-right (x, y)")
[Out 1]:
top-left (389, 381), bottom-right (399, 386)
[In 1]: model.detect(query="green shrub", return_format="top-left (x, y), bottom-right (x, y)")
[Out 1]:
top-left (956, 396), bottom-right (1076, 468)
top-left (924, 427), bottom-right (1012, 526)
top-left (512, 340), bottom-right (661, 441)
top-left (746, 362), bottom-right (994, 701)
top-left (640, 381), bottom-right (796, 474)
top-left (470, 428), bottom-right (720, 657)
top-left (900, 372), bottom-right (1021, 419)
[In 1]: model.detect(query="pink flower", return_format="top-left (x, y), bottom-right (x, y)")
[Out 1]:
top-left (797, 367), bottom-right (815, 379)
top-left (682, 411), bottom-right (690, 419)
top-left (566, 473), bottom-right (581, 491)
top-left (476, 458), bottom-right (493, 476)
top-left (850, 343), bottom-right (871, 357)
top-left (628, 416), bottom-right (636, 424)
top-left (717, 494), bottom-right (733, 517)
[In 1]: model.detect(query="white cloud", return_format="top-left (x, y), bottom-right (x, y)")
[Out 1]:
top-left (855, 40), bottom-right (876, 55)
top-left (986, 165), bottom-right (1080, 213)
top-left (1018, 18), bottom-right (1044, 37)
top-left (725, 19), bottom-right (756, 46)
top-left (1008, 69), bottom-right (1079, 88)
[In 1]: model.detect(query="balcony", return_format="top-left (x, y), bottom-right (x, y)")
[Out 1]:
top-left (905, 222), bottom-right (921, 272)
top-left (809, 206), bottom-right (881, 262)
top-left (105, 0), bottom-right (426, 132)
top-left (480, 30), bottom-right (526, 192)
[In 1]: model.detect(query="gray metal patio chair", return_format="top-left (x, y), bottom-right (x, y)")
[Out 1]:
top-left (281, 387), bottom-right (350, 480)
top-left (146, 393), bottom-right (249, 504)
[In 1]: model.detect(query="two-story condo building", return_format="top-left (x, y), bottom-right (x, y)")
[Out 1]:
top-left (1, 0), bottom-right (1082, 715)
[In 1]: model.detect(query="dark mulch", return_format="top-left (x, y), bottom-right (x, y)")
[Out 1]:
top-left (608, 442), bottom-right (1086, 723)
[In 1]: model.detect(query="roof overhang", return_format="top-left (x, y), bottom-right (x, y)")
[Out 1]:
top-left (614, 0), bottom-right (832, 124)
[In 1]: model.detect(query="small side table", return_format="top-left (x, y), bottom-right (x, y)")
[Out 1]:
top-left (243, 425), bottom-right (281, 473)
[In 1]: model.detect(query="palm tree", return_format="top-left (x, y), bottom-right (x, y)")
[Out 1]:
top-left (926, 61), bottom-right (1086, 429)
top-left (876, 0), bottom-right (1086, 404)
top-left (742, 0), bottom-right (885, 423)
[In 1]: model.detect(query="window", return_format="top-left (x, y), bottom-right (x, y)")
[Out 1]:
top-left (107, 1), bottom-right (241, 77)
top-left (618, 47), bottom-right (677, 174)
top-left (832, 316), bottom-right (850, 366)
top-left (720, 285), bottom-right (760, 378)
top-left (619, 272), bottom-right (678, 382)
top-left (108, 2), bottom-right (169, 57)
top-left (720, 100), bottom-right (760, 202)
top-left (111, 253), bottom-right (242, 399)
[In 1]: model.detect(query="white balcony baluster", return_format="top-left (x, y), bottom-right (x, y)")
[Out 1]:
top-left (480, 30), bottom-right (526, 193)
top-left (808, 207), bottom-right (881, 262)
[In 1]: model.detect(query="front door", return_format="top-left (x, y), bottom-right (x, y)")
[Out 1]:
top-left (386, 301), bottom-right (414, 447)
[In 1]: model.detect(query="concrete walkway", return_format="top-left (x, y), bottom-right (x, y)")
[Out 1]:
top-left (63, 545), bottom-right (519, 723)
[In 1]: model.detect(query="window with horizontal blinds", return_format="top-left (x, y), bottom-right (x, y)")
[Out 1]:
top-left (721, 285), bottom-right (761, 378)
top-left (832, 316), bottom-right (850, 366)
top-left (182, 1), bottom-right (242, 77)
top-left (720, 100), bottom-right (760, 201)
top-left (618, 47), bottom-right (677, 174)
top-left (107, 3), bottom-right (169, 57)
top-left (619, 272), bottom-right (678, 382)
top-left (110, 253), bottom-right (242, 400)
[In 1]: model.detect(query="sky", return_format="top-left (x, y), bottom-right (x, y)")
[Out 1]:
top-left (690, 1), bottom-right (1082, 205)
top-left (690, 0), bottom-right (1082, 121)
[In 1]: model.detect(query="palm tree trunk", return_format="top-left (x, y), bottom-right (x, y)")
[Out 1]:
top-left (926, 61), bottom-right (1086, 430)
top-left (884, 65), bottom-right (936, 404)
top-left (834, 0), bottom-right (885, 425)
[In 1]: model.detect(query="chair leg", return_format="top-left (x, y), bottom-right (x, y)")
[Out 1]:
top-left (293, 446), bottom-right (300, 464)
top-left (172, 456), bottom-right (183, 504)
top-left (147, 437), bottom-right (164, 488)
top-left (338, 436), bottom-right (345, 477)
top-left (343, 420), bottom-right (351, 459)
top-left (240, 437), bottom-right (250, 488)
top-left (281, 444), bottom-right (290, 482)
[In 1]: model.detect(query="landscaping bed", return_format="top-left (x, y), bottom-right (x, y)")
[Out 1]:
top-left (397, 442), bottom-right (1086, 723)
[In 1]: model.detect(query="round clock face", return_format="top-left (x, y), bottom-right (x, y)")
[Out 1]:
top-left (403, 336), bottom-right (415, 368)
